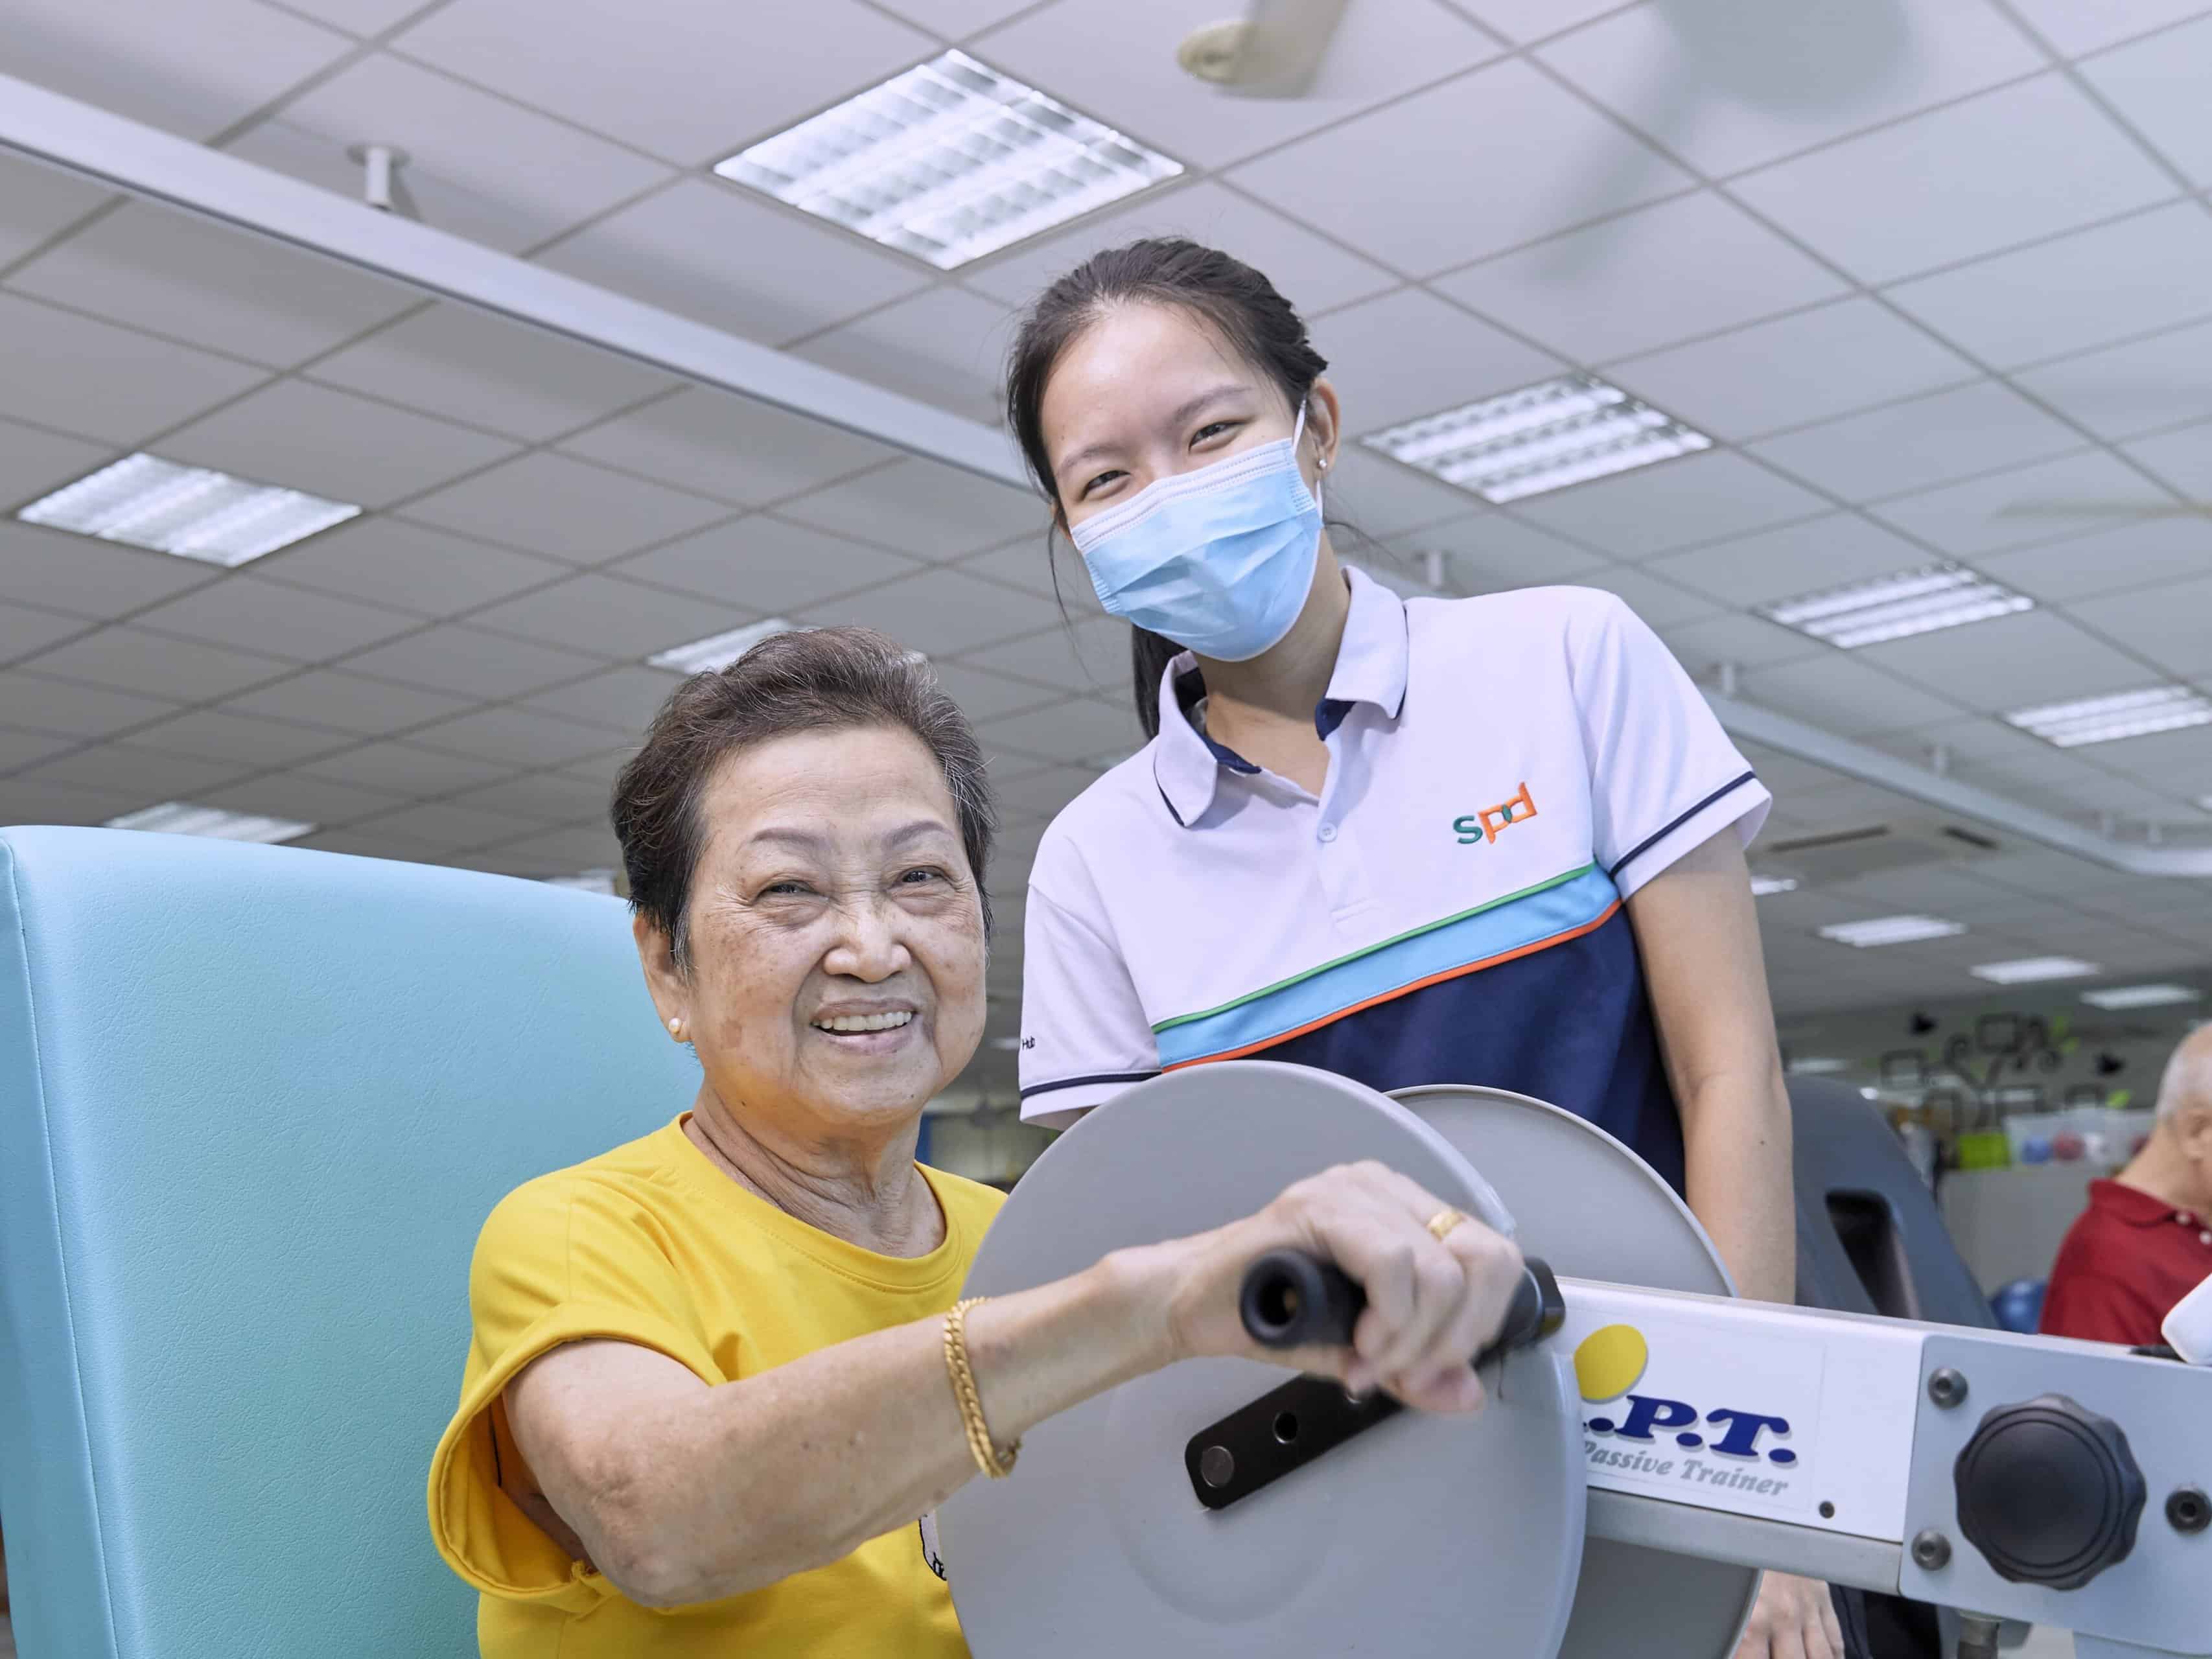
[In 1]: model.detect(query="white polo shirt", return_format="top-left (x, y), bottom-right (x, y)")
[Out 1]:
top-left (1016, 566), bottom-right (1770, 1189)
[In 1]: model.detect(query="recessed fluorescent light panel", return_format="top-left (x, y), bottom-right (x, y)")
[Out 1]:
top-left (2005, 684), bottom-right (2212, 748)
top-left (1786, 1056), bottom-right (1848, 1074)
top-left (106, 801), bottom-right (314, 843)
top-left (18, 453), bottom-right (360, 567)
top-left (545, 870), bottom-right (617, 894)
top-left (1362, 374), bottom-right (1712, 504)
top-left (1972, 956), bottom-right (2100, 985)
top-left (1760, 563), bottom-right (2032, 649)
top-left (714, 51), bottom-right (1183, 270)
top-left (1819, 915), bottom-right (1965, 947)
top-left (649, 618), bottom-right (808, 675)
top-left (2082, 983), bottom-right (2202, 1010)
top-left (1750, 875), bottom-right (1799, 896)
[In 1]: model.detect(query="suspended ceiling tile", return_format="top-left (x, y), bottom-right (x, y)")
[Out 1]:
top-left (399, 452), bottom-right (734, 563)
top-left (1645, 513), bottom-right (1937, 609)
top-left (343, 623), bottom-right (607, 699)
top-left (1508, 449), bottom-right (1829, 560)
top-left (1434, 191), bottom-right (1849, 365)
top-left (914, 660), bottom-right (1064, 724)
top-left (558, 387), bottom-right (898, 509)
top-left (0, 419), bottom-right (119, 518)
top-left (960, 179), bottom-right (1399, 316)
top-left (1729, 75), bottom-right (2178, 287)
top-left (793, 286), bottom-right (1018, 425)
top-left (1851, 610), bottom-right (2151, 714)
top-left (0, 726), bottom-right (78, 772)
top-left (349, 800), bottom-right (520, 851)
top-left (290, 828), bottom-right (443, 860)
top-left (2014, 318), bottom-right (2212, 443)
top-left (977, 697), bottom-right (1147, 764)
top-left (226, 53), bottom-right (677, 256)
top-left (2121, 419), bottom-right (2212, 499)
top-left (2070, 571), bottom-right (2212, 678)
top-left (992, 763), bottom-right (1100, 818)
top-left (1314, 286), bottom-right (1564, 431)
top-left (446, 769), bottom-right (611, 824)
top-left (554, 745), bottom-right (642, 787)
top-left (1883, 203), bottom-right (2212, 371)
top-left (0, 522), bottom-right (214, 621)
top-left (955, 536), bottom-right (1089, 603)
top-left (1866, 714), bottom-right (2060, 769)
top-left (0, 670), bottom-right (181, 738)
top-left (1323, 447), bottom-right (1480, 539)
top-left (806, 567), bottom-right (1063, 656)
top-left (1741, 653), bottom-right (1965, 737)
top-left (1751, 380), bottom-right (2086, 502)
top-left (778, 458), bottom-right (1042, 560)
top-left (127, 708), bottom-right (351, 768)
top-left (961, 614), bottom-right (1132, 693)
top-left (1444, 0), bottom-right (1622, 44)
top-left (4, 0), bottom-right (353, 143)
top-left (408, 704), bottom-right (617, 767)
top-left (131, 577), bottom-right (420, 662)
top-left (1557, 566), bottom-right (1718, 629)
top-left (0, 776), bottom-right (144, 827)
top-left (1230, 58), bottom-right (1688, 277)
top-left (298, 739), bottom-right (517, 798)
top-left (478, 823), bottom-right (623, 870)
top-left (23, 627), bottom-right (292, 702)
top-left (220, 669), bottom-right (474, 734)
top-left (271, 0), bottom-right (425, 33)
top-left (1388, 510), bottom-right (1611, 590)
top-left (1537, 0), bottom-right (2046, 178)
top-left (309, 305), bottom-right (679, 443)
top-left (0, 291), bottom-right (268, 447)
top-left (985, 0), bottom-right (1501, 173)
top-left (0, 602), bottom-right (91, 664)
top-left (23, 741), bottom-right (251, 802)
top-left (0, 154), bottom-right (113, 267)
top-left (520, 667), bottom-right (688, 734)
top-left (2080, 16), bottom-right (2212, 185)
top-left (1609, 296), bottom-right (1974, 443)
top-left (1979, 518), bottom-right (2212, 605)
top-left (160, 378), bottom-right (521, 510)
top-left (472, 573), bottom-right (752, 660)
top-left (6, 202), bottom-right (417, 369)
top-left (1866, 448), bottom-right (2173, 556)
top-left (534, 181), bottom-right (932, 347)
top-left (612, 515), bottom-right (923, 612)
top-left (253, 518), bottom-right (569, 616)
top-left (393, 0), bottom-right (933, 164)
top-left (1653, 611), bottom-right (1824, 678)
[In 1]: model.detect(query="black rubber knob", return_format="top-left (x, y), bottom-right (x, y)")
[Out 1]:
top-left (1953, 1393), bottom-right (2146, 1590)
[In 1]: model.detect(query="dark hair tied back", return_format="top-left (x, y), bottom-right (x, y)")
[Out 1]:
top-left (1004, 238), bottom-right (1329, 739)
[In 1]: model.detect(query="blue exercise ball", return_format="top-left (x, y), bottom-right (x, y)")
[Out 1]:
top-left (1991, 1278), bottom-right (2046, 1333)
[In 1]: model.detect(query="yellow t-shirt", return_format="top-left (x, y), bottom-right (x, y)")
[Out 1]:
top-left (427, 1115), bottom-right (1005, 1658)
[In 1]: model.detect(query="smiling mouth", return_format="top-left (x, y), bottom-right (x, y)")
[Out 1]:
top-left (812, 1011), bottom-right (915, 1034)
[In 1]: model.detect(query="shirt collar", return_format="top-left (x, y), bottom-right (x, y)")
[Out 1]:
top-left (2088, 1178), bottom-right (2200, 1229)
top-left (1149, 566), bottom-right (1411, 828)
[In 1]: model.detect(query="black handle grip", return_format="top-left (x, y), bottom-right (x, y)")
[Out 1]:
top-left (1240, 1248), bottom-right (1565, 1368)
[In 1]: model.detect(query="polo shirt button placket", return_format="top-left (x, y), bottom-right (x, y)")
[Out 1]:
top-left (1318, 822), bottom-right (1338, 843)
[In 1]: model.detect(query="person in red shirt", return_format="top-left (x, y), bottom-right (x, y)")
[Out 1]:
top-left (2042, 1025), bottom-right (2212, 1345)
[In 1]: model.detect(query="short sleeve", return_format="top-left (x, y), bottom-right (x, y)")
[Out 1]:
top-left (426, 1175), bottom-right (724, 1605)
top-left (1568, 591), bottom-right (1771, 898)
top-left (1018, 877), bottom-right (1159, 1131)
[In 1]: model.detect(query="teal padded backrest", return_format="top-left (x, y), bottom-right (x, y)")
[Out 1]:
top-left (0, 827), bottom-right (698, 1658)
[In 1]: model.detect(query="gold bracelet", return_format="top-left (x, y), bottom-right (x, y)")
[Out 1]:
top-left (942, 1297), bottom-right (1019, 1479)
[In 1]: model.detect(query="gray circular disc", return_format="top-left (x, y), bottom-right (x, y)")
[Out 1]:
top-left (1392, 1085), bottom-right (1760, 1659)
top-left (942, 1062), bottom-right (1585, 1659)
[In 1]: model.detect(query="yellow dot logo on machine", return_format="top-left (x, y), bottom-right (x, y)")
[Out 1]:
top-left (1574, 1323), bottom-right (1799, 1476)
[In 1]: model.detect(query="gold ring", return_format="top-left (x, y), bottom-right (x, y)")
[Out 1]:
top-left (1426, 1207), bottom-right (1468, 1242)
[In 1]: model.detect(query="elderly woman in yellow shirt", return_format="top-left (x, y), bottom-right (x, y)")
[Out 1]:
top-left (427, 626), bottom-right (1526, 1657)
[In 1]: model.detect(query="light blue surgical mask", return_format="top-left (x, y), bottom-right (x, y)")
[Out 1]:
top-left (1069, 401), bottom-right (1323, 662)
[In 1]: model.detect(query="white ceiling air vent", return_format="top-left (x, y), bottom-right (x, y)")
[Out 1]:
top-left (1758, 818), bottom-right (2001, 886)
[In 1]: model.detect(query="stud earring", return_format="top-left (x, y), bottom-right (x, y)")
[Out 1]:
top-left (668, 1017), bottom-right (684, 1038)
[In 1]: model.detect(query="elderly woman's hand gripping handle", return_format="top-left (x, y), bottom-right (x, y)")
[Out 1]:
top-left (501, 1158), bottom-right (1525, 1610)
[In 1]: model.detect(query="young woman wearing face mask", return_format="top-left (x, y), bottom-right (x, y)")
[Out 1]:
top-left (1007, 240), bottom-right (1854, 1659)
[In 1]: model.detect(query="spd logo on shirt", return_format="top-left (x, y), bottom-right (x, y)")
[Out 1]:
top-left (1454, 782), bottom-right (1538, 845)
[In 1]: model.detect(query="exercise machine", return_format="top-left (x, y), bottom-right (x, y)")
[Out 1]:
top-left (938, 1064), bottom-right (2210, 1659)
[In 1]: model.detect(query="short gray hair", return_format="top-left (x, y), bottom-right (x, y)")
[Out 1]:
top-left (2156, 1025), bottom-right (2212, 1120)
top-left (612, 627), bottom-right (996, 968)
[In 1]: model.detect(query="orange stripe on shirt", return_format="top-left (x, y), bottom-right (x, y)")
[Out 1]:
top-left (1161, 899), bottom-right (1624, 1070)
